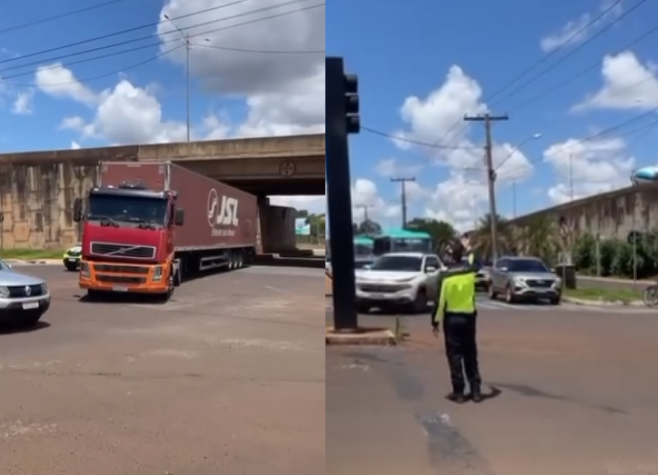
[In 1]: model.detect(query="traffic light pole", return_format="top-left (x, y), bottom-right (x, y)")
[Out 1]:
top-left (326, 56), bottom-right (358, 330)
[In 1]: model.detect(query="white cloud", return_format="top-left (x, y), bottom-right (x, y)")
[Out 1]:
top-left (543, 136), bottom-right (635, 204)
top-left (572, 51), bottom-right (658, 111)
top-left (375, 158), bottom-right (422, 178)
top-left (390, 64), bottom-right (535, 228)
top-left (270, 195), bottom-right (325, 214)
top-left (157, 0), bottom-right (325, 137)
top-left (351, 178), bottom-right (399, 221)
top-left (60, 116), bottom-right (85, 131)
top-left (540, 0), bottom-right (623, 52)
top-left (70, 141), bottom-right (81, 149)
top-left (35, 62), bottom-right (96, 105)
top-left (11, 90), bottom-right (33, 115)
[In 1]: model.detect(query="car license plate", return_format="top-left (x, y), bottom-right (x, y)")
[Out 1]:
top-left (22, 302), bottom-right (39, 310)
top-left (67, 258), bottom-right (77, 263)
top-left (369, 293), bottom-right (385, 299)
top-left (113, 286), bottom-right (128, 292)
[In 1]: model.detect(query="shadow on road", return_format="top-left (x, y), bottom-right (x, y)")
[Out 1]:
top-left (0, 321), bottom-right (51, 334)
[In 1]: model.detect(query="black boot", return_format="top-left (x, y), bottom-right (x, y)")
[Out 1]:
top-left (446, 392), bottom-right (466, 404)
top-left (470, 387), bottom-right (483, 403)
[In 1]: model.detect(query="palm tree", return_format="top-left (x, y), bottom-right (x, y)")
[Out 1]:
top-left (516, 216), bottom-right (560, 264)
top-left (473, 213), bottom-right (513, 260)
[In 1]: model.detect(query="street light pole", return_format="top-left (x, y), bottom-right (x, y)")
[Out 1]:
top-left (164, 14), bottom-right (191, 142)
top-left (512, 181), bottom-right (517, 218)
top-left (390, 176), bottom-right (415, 229)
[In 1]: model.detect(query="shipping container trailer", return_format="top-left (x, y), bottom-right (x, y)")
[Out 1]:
top-left (73, 161), bottom-right (258, 300)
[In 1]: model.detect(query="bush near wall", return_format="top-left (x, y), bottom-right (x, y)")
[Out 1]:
top-left (573, 232), bottom-right (658, 279)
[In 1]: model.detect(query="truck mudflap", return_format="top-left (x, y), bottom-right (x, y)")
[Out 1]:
top-left (78, 259), bottom-right (174, 294)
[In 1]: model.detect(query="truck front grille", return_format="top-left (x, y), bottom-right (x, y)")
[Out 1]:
top-left (90, 242), bottom-right (156, 259)
top-left (8, 285), bottom-right (44, 298)
top-left (93, 264), bottom-right (150, 274)
top-left (96, 275), bottom-right (146, 285)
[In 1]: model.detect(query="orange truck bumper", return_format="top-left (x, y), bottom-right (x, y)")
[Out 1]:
top-left (78, 259), bottom-right (170, 294)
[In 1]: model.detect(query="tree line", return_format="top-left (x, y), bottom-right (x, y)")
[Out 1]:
top-left (353, 214), bottom-right (658, 279)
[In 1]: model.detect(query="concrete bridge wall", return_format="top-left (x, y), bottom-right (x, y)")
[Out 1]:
top-left (509, 184), bottom-right (658, 239)
top-left (0, 162), bottom-right (296, 252)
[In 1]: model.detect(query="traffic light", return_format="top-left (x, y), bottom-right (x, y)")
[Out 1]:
top-left (344, 73), bottom-right (360, 134)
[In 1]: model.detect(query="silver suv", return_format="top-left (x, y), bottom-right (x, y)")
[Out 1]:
top-left (488, 256), bottom-right (561, 305)
top-left (0, 259), bottom-right (51, 327)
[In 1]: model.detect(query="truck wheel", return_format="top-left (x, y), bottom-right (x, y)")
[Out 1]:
top-left (173, 266), bottom-right (181, 286)
top-left (236, 251), bottom-right (244, 269)
top-left (86, 289), bottom-right (103, 301)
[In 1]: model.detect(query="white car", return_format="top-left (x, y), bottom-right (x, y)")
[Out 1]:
top-left (355, 252), bottom-right (444, 313)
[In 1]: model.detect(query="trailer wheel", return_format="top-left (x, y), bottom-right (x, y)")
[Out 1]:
top-left (236, 251), bottom-right (244, 269)
top-left (228, 251), bottom-right (236, 271)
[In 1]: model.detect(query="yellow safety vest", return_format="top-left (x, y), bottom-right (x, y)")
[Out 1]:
top-left (433, 272), bottom-right (476, 325)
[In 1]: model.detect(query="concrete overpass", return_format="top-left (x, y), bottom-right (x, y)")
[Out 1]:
top-left (0, 134), bottom-right (325, 251)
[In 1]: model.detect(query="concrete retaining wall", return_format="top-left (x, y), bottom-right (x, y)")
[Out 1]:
top-left (510, 184), bottom-right (658, 239)
top-left (0, 161), bottom-right (296, 252)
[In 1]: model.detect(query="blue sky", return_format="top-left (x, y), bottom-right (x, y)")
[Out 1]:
top-left (0, 0), bottom-right (325, 209)
top-left (328, 0), bottom-right (658, 230)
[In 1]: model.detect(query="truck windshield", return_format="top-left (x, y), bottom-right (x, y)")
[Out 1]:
top-left (88, 194), bottom-right (167, 225)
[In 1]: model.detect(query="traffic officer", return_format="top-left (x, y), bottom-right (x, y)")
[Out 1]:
top-left (432, 239), bottom-right (482, 403)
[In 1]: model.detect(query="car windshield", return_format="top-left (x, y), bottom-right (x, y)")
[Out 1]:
top-left (88, 194), bottom-right (167, 226)
top-left (508, 259), bottom-right (549, 273)
top-left (371, 255), bottom-right (422, 272)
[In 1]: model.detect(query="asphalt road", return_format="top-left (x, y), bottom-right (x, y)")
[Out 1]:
top-left (0, 264), bottom-right (324, 475)
top-left (327, 300), bottom-right (658, 475)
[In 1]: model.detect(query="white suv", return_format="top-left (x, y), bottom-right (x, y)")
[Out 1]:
top-left (355, 252), bottom-right (444, 313)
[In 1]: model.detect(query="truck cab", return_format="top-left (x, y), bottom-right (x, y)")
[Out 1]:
top-left (73, 181), bottom-right (184, 299)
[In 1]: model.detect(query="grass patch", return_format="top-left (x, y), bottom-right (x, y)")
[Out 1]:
top-left (564, 287), bottom-right (642, 304)
top-left (0, 249), bottom-right (65, 260)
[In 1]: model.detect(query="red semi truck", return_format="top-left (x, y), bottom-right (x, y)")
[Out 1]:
top-left (72, 161), bottom-right (258, 300)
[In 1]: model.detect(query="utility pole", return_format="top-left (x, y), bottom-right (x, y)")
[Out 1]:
top-left (512, 181), bottom-right (517, 218)
top-left (464, 113), bottom-right (509, 260)
top-left (569, 153), bottom-right (574, 201)
top-left (391, 176), bottom-right (415, 229)
top-left (356, 204), bottom-right (370, 223)
top-left (164, 14), bottom-right (191, 142)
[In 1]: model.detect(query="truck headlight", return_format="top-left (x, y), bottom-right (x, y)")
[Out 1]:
top-left (153, 266), bottom-right (163, 282)
top-left (0, 286), bottom-right (9, 298)
top-left (80, 261), bottom-right (90, 277)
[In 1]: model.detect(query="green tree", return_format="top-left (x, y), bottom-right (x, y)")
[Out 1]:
top-left (516, 216), bottom-right (560, 265)
top-left (406, 218), bottom-right (457, 250)
top-left (573, 233), bottom-right (597, 274)
top-left (357, 219), bottom-right (382, 235)
top-left (473, 213), bottom-right (513, 259)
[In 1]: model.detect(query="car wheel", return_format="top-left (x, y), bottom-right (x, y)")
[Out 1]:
top-left (22, 312), bottom-right (42, 327)
top-left (411, 288), bottom-right (428, 313)
top-left (549, 296), bottom-right (561, 305)
top-left (488, 284), bottom-right (498, 300)
top-left (505, 285), bottom-right (516, 304)
top-left (65, 262), bottom-right (78, 272)
top-left (356, 302), bottom-right (371, 314)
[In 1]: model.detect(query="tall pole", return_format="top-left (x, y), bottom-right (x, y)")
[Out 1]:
top-left (164, 14), bottom-right (191, 142)
top-left (512, 181), bottom-right (517, 218)
top-left (185, 35), bottom-right (190, 143)
top-left (391, 176), bottom-right (415, 229)
top-left (356, 204), bottom-right (370, 223)
top-left (464, 113), bottom-right (509, 260)
top-left (569, 153), bottom-right (574, 201)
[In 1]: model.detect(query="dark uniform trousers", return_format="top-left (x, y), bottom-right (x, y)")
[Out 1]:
top-left (443, 311), bottom-right (481, 393)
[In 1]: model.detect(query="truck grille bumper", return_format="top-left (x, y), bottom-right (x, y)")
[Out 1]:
top-left (90, 242), bottom-right (156, 259)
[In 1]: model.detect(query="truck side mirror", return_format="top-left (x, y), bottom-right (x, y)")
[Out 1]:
top-left (174, 208), bottom-right (185, 226)
top-left (73, 198), bottom-right (83, 222)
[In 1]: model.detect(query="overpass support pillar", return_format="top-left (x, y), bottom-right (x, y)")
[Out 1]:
top-left (258, 203), bottom-right (296, 253)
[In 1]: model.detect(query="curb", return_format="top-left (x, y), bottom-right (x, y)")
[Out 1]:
top-left (5, 259), bottom-right (62, 265)
top-left (562, 297), bottom-right (645, 307)
top-left (325, 327), bottom-right (397, 346)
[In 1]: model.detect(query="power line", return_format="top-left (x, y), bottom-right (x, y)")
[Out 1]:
top-left (486, 0), bottom-right (625, 106)
top-left (508, 20), bottom-right (658, 113)
top-left (0, 0), bottom-right (130, 36)
top-left (489, 0), bottom-right (647, 108)
top-left (195, 42), bottom-right (323, 54)
top-left (1, 3), bottom-right (324, 87)
top-left (426, 0), bottom-right (627, 152)
top-left (360, 125), bottom-right (480, 150)
top-left (0, 0), bottom-right (312, 74)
